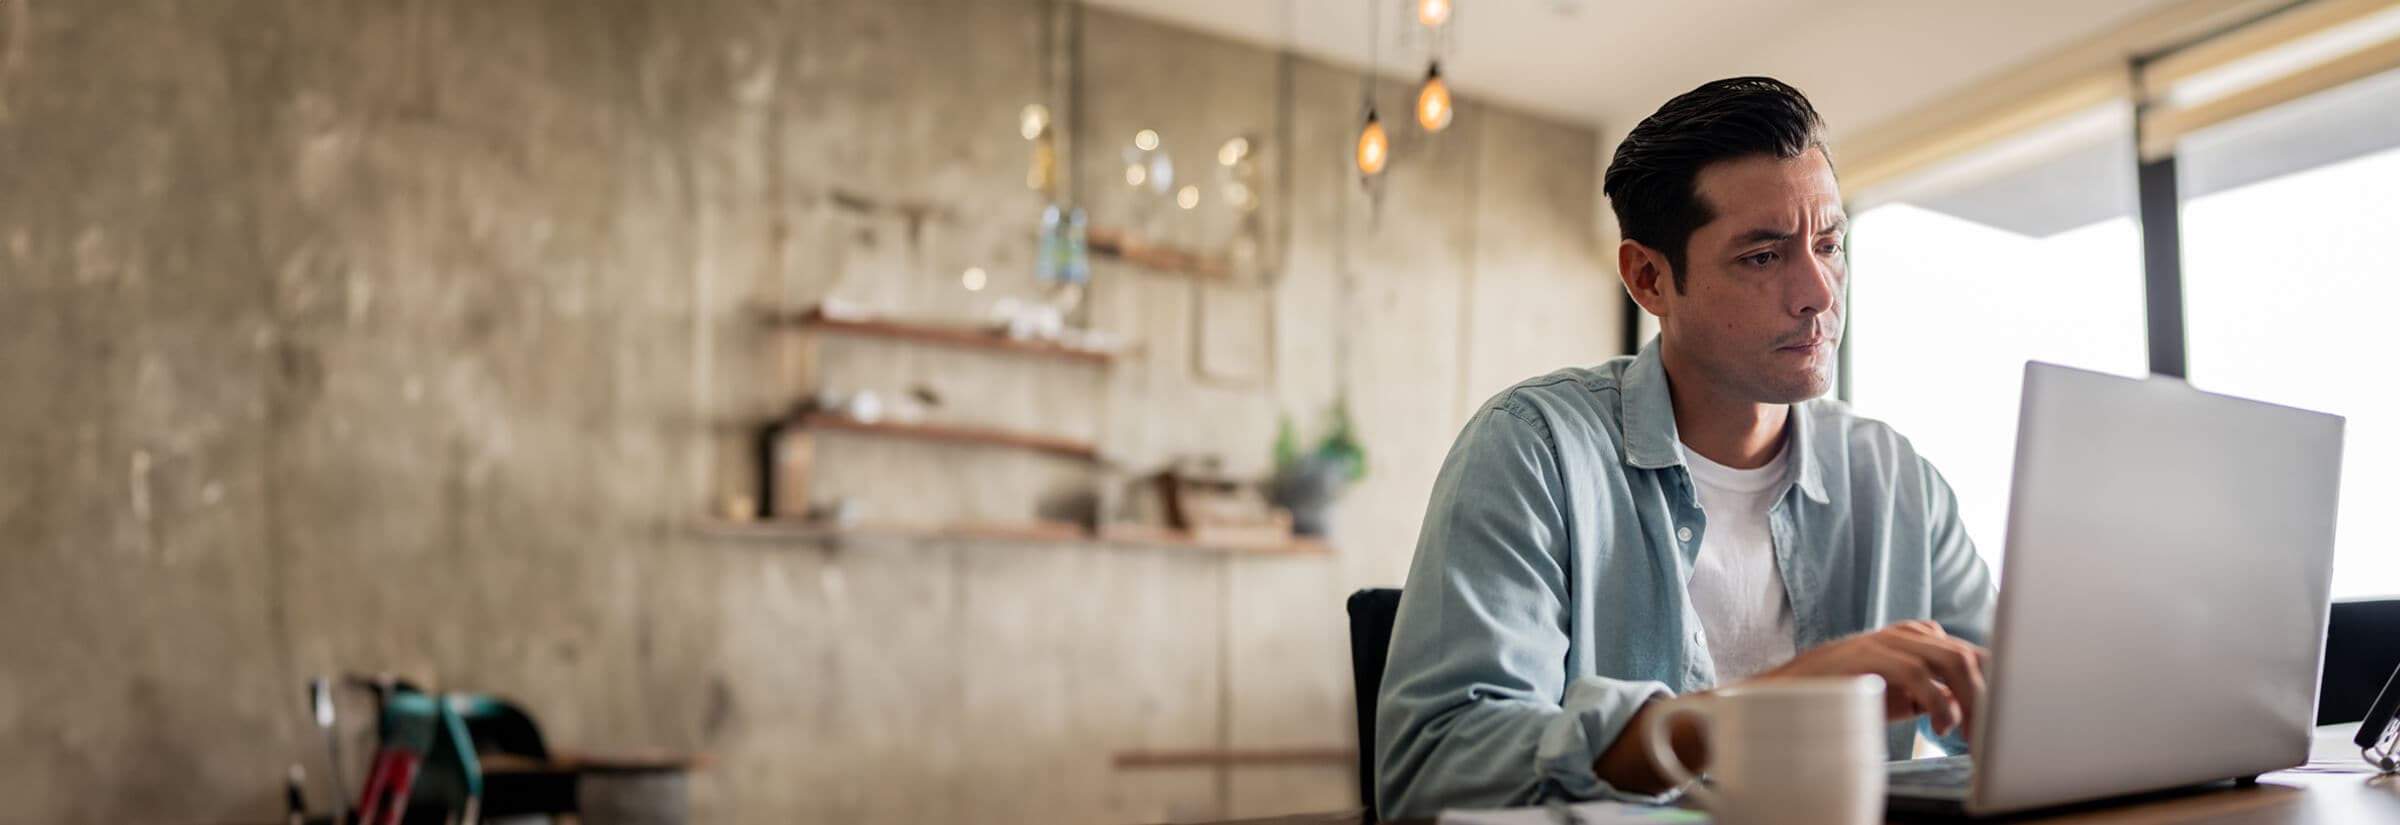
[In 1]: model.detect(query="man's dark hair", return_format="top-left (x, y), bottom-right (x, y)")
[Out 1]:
top-left (1603, 76), bottom-right (1829, 292)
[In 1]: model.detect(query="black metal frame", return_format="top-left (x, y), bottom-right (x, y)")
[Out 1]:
top-left (2136, 152), bottom-right (2190, 379)
top-left (2131, 44), bottom-right (2195, 380)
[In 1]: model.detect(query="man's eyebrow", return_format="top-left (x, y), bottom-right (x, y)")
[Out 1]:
top-left (1731, 216), bottom-right (1847, 248)
top-left (1730, 227), bottom-right (1794, 246)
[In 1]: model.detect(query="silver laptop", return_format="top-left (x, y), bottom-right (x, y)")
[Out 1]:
top-left (1885, 362), bottom-right (2345, 817)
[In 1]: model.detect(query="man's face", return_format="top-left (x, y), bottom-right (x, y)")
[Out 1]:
top-left (1642, 149), bottom-right (1847, 404)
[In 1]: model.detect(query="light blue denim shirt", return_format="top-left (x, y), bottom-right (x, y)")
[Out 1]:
top-left (1375, 339), bottom-right (1998, 820)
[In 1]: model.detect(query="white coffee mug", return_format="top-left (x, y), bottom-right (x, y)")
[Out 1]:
top-left (1643, 675), bottom-right (1888, 825)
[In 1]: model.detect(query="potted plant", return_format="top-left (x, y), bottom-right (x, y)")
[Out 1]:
top-left (1271, 399), bottom-right (1368, 538)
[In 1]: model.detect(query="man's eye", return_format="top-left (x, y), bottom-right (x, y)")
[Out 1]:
top-left (1742, 251), bottom-right (1778, 267)
top-left (1818, 242), bottom-right (1844, 257)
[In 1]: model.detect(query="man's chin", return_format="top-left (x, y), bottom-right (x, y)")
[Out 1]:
top-left (1756, 370), bottom-right (1835, 404)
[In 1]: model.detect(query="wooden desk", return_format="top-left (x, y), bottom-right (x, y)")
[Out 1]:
top-left (1181, 726), bottom-right (2398, 825)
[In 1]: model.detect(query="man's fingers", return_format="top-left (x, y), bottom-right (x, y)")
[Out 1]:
top-left (1891, 619), bottom-right (1946, 637)
top-left (1867, 649), bottom-right (1960, 735)
top-left (1883, 690), bottom-right (1918, 721)
top-left (1884, 634), bottom-right (1989, 741)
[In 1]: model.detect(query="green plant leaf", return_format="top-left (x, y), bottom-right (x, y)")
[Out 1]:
top-left (1273, 415), bottom-right (1301, 471)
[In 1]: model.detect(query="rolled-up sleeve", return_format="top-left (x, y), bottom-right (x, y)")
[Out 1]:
top-left (1374, 405), bottom-right (1673, 820)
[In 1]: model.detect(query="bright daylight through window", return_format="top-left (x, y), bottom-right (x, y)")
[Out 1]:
top-left (1847, 104), bottom-right (2149, 580)
top-left (1849, 54), bottom-right (2400, 599)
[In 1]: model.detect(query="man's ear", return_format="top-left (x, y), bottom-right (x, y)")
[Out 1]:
top-left (1618, 239), bottom-right (1672, 320)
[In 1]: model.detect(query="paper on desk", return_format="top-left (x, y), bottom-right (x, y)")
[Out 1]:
top-left (1437, 801), bottom-right (1708, 825)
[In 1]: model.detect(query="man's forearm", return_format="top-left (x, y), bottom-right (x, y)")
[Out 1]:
top-left (1591, 697), bottom-right (1710, 795)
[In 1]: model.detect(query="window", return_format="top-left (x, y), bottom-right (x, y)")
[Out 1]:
top-left (2179, 64), bottom-right (2400, 599)
top-left (1835, 2), bottom-right (2400, 598)
top-left (1846, 106), bottom-right (2150, 569)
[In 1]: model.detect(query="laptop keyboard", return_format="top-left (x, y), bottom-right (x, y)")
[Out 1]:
top-left (1887, 755), bottom-right (1975, 789)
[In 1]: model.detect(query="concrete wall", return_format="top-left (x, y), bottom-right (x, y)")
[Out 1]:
top-left (0, 2), bottom-right (1622, 823)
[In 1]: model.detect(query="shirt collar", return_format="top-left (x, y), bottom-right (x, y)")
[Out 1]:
top-left (1619, 335), bottom-right (1834, 505)
top-left (1619, 337), bottom-right (1684, 471)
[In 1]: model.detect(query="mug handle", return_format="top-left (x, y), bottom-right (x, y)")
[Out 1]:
top-left (1642, 698), bottom-right (1718, 809)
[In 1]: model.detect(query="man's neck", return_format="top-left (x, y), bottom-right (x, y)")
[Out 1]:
top-left (1661, 347), bottom-right (1789, 470)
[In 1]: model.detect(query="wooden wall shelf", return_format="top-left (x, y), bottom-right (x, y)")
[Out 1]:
top-left (801, 413), bottom-right (1102, 461)
top-left (1096, 524), bottom-right (1330, 556)
top-left (694, 519), bottom-right (1331, 557)
top-left (778, 307), bottom-right (1118, 366)
top-left (1110, 746), bottom-right (1356, 769)
top-left (696, 519), bottom-right (1088, 544)
top-left (1086, 225), bottom-right (1230, 279)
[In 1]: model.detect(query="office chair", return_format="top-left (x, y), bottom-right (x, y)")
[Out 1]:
top-left (1348, 587), bottom-right (1404, 820)
top-left (2319, 598), bottom-right (2400, 726)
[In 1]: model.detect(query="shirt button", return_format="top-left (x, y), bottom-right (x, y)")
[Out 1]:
top-left (1677, 526), bottom-right (1694, 542)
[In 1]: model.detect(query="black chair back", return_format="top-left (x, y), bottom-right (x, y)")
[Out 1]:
top-left (2320, 598), bottom-right (2400, 726)
top-left (1348, 588), bottom-right (1403, 819)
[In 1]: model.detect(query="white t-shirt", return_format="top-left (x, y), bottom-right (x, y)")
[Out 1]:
top-left (1682, 440), bottom-right (1799, 683)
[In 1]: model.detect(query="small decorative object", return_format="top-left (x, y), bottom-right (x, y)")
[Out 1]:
top-left (1217, 136), bottom-right (1263, 213)
top-left (808, 387), bottom-right (846, 413)
top-left (1148, 151), bottom-right (1175, 196)
top-left (1271, 399), bottom-right (1369, 537)
top-left (1037, 204), bottom-right (1090, 320)
top-left (1037, 205), bottom-right (1089, 288)
top-left (1037, 204), bottom-right (1064, 283)
top-left (1154, 458), bottom-right (1272, 529)
top-left (1116, 457), bottom-right (1292, 548)
top-left (988, 297), bottom-right (1065, 342)
top-left (1019, 103), bottom-right (1050, 141)
top-left (1063, 207), bottom-right (1089, 286)
top-left (889, 384), bottom-right (943, 423)
top-left (817, 297), bottom-right (873, 323)
top-left (756, 408), bottom-right (813, 519)
top-left (1123, 131), bottom-right (1175, 195)
top-left (843, 391), bottom-right (883, 423)
top-left (1022, 103), bottom-right (1058, 194)
top-left (806, 498), bottom-right (863, 529)
top-left (1036, 486), bottom-right (1103, 531)
top-left (720, 495), bottom-right (757, 523)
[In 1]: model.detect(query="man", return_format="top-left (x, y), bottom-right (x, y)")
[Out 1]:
top-left (1375, 77), bottom-right (1997, 819)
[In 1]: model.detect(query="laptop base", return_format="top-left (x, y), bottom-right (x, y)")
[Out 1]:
top-left (1883, 775), bottom-right (2257, 821)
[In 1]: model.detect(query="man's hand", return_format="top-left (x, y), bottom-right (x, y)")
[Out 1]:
top-left (1754, 620), bottom-right (1989, 739)
top-left (1592, 696), bottom-right (1707, 795)
top-left (1591, 620), bottom-right (1987, 795)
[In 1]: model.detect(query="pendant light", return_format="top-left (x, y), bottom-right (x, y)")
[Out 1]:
top-left (1418, 0), bottom-right (1451, 27)
top-left (1415, 62), bottom-right (1452, 132)
top-left (1356, 0), bottom-right (1388, 180)
top-left (1357, 109), bottom-right (1390, 176)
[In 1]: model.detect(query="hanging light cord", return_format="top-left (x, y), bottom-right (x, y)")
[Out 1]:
top-left (1364, 0), bottom-right (1380, 106)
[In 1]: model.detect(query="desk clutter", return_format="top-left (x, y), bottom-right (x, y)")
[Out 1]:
top-left (278, 674), bottom-right (701, 825)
